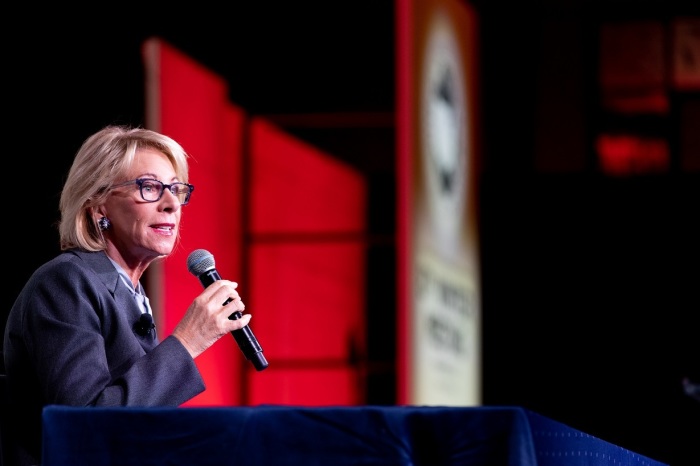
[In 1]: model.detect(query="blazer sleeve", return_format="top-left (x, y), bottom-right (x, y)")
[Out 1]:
top-left (10, 254), bottom-right (205, 408)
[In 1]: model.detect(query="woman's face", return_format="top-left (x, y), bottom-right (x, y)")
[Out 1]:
top-left (101, 147), bottom-right (184, 265)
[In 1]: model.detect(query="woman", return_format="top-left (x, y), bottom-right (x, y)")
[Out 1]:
top-left (3, 125), bottom-right (251, 465)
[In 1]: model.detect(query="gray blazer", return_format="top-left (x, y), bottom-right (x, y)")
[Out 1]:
top-left (3, 249), bottom-right (205, 465)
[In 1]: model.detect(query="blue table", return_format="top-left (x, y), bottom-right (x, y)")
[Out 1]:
top-left (42, 405), bottom-right (667, 465)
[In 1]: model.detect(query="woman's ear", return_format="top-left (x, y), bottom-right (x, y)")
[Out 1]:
top-left (92, 205), bottom-right (109, 218)
top-left (93, 207), bottom-right (112, 232)
top-left (90, 207), bottom-right (101, 221)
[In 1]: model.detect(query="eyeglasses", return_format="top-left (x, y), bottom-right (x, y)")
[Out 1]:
top-left (111, 178), bottom-right (195, 205)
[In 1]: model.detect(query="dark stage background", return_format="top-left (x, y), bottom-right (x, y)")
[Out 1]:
top-left (4, 2), bottom-right (699, 465)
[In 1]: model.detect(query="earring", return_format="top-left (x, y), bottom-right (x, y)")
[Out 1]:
top-left (98, 216), bottom-right (111, 231)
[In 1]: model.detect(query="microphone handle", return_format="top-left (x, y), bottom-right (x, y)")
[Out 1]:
top-left (198, 269), bottom-right (269, 371)
top-left (199, 269), bottom-right (222, 288)
top-left (229, 311), bottom-right (269, 371)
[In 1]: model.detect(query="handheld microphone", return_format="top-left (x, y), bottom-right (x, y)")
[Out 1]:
top-left (186, 249), bottom-right (269, 371)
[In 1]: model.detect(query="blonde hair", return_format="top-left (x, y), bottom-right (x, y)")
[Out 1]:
top-left (58, 125), bottom-right (191, 251)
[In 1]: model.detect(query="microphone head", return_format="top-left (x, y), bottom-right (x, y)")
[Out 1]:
top-left (187, 249), bottom-right (215, 276)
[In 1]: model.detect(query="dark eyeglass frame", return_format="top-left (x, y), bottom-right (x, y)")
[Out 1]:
top-left (111, 178), bottom-right (195, 205)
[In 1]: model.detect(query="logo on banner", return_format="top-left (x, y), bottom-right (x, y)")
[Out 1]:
top-left (421, 11), bottom-right (469, 259)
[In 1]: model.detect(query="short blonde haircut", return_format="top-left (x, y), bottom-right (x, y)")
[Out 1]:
top-left (58, 125), bottom-right (191, 251)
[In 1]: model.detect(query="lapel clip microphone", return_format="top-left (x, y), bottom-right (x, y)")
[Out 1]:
top-left (134, 312), bottom-right (156, 337)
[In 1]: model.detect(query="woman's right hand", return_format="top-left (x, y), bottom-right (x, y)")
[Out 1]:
top-left (170, 279), bottom-right (251, 358)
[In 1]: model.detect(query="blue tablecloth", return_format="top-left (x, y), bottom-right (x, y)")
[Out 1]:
top-left (41, 405), bottom-right (667, 466)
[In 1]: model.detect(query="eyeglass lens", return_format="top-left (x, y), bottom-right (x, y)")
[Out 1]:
top-left (140, 179), bottom-right (191, 204)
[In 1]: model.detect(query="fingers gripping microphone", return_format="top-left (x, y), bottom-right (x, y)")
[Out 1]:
top-left (187, 249), bottom-right (269, 371)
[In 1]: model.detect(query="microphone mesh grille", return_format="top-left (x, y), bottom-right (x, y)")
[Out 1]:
top-left (187, 249), bottom-right (215, 276)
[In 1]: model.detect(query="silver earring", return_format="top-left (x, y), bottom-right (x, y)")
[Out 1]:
top-left (98, 216), bottom-right (111, 231)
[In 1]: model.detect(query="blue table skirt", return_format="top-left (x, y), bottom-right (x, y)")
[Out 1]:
top-left (42, 405), bottom-right (667, 466)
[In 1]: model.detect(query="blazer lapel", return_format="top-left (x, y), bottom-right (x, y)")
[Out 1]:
top-left (69, 249), bottom-right (159, 349)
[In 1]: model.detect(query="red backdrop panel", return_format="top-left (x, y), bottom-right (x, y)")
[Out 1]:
top-left (143, 38), bottom-right (368, 407)
top-left (249, 368), bottom-right (362, 405)
top-left (248, 242), bottom-right (366, 360)
top-left (142, 37), bottom-right (245, 406)
top-left (248, 118), bottom-right (366, 234)
top-left (247, 117), bottom-right (367, 404)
